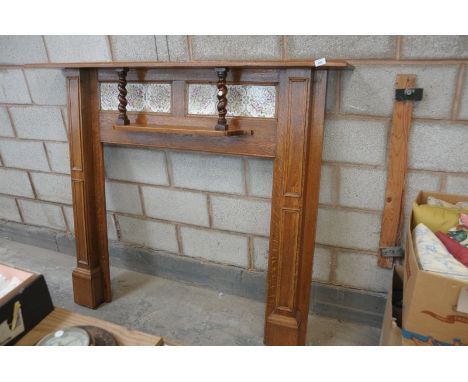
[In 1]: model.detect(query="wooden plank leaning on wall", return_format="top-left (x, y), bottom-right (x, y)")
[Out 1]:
top-left (379, 74), bottom-right (417, 268)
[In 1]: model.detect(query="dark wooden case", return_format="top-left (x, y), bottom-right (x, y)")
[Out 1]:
top-left (0, 273), bottom-right (54, 345)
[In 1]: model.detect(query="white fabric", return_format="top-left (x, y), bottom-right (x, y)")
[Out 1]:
top-left (412, 223), bottom-right (468, 281)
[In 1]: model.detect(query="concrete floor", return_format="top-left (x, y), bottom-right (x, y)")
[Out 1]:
top-left (0, 238), bottom-right (381, 345)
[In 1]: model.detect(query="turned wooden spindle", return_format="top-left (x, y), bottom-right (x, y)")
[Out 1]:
top-left (116, 68), bottom-right (130, 125)
top-left (214, 67), bottom-right (229, 131)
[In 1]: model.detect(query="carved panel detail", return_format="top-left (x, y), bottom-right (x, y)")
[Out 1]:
top-left (275, 208), bottom-right (301, 311)
top-left (282, 78), bottom-right (309, 197)
top-left (72, 179), bottom-right (89, 265)
top-left (67, 77), bottom-right (83, 172)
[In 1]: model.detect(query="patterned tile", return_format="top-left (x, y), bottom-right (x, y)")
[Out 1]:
top-left (100, 82), bottom-right (171, 113)
top-left (146, 83), bottom-right (171, 112)
top-left (188, 84), bottom-right (276, 118)
top-left (100, 82), bottom-right (276, 118)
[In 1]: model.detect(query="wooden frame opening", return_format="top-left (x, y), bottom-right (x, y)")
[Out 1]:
top-left (26, 60), bottom-right (351, 345)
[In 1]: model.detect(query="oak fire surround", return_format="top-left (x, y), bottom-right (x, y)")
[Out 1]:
top-left (25, 60), bottom-right (352, 345)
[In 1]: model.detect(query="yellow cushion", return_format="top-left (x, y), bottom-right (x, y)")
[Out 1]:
top-left (412, 202), bottom-right (468, 233)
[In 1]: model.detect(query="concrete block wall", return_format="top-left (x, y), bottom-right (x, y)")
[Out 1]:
top-left (1, 35), bottom-right (467, 296)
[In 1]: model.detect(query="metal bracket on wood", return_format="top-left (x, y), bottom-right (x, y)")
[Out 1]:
top-left (379, 74), bottom-right (418, 269)
top-left (380, 246), bottom-right (404, 258)
top-left (395, 88), bottom-right (423, 101)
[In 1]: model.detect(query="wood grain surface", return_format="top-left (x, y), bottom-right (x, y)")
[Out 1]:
top-left (16, 308), bottom-right (164, 346)
top-left (378, 74), bottom-right (417, 268)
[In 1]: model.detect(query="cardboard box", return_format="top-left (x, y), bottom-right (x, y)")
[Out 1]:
top-left (380, 265), bottom-right (403, 346)
top-left (0, 263), bottom-right (54, 345)
top-left (402, 191), bottom-right (468, 346)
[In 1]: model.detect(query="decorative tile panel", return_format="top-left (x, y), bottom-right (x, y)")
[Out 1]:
top-left (188, 84), bottom-right (276, 118)
top-left (100, 83), bottom-right (171, 113)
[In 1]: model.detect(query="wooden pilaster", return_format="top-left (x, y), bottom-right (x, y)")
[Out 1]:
top-left (66, 68), bottom-right (111, 308)
top-left (264, 69), bottom-right (328, 345)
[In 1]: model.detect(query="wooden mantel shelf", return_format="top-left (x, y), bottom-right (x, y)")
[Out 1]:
top-left (24, 59), bottom-right (352, 70)
top-left (113, 124), bottom-right (252, 137)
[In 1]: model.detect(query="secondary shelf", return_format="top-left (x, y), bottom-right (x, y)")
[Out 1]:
top-left (113, 124), bottom-right (253, 137)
